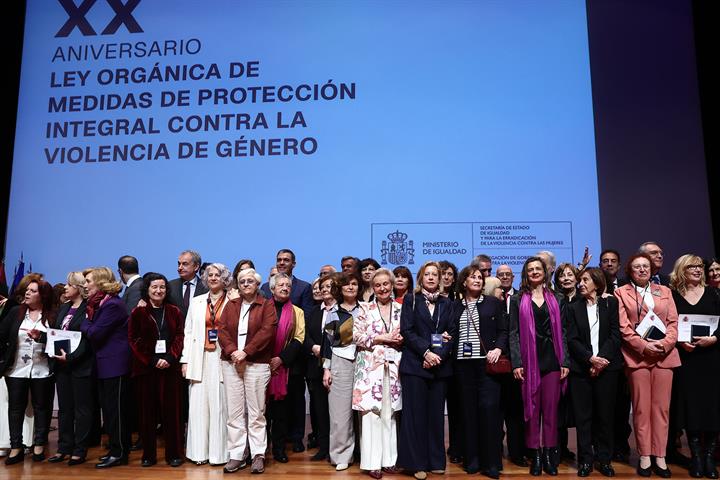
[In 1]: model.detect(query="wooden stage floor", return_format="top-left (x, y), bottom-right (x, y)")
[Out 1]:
top-left (0, 417), bottom-right (699, 479)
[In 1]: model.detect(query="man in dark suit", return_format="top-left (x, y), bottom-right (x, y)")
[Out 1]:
top-left (118, 255), bottom-right (143, 314)
top-left (260, 248), bottom-right (313, 452)
top-left (600, 249), bottom-right (627, 294)
top-left (639, 241), bottom-right (670, 286)
top-left (168, 250), bottom-right (208, 318)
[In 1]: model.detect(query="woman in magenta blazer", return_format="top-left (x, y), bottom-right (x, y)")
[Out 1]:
top-left (614, 253), bottom-right (680, 478)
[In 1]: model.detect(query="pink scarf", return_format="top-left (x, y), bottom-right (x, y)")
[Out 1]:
top-left (518, 290), bottom-right (566, 422)
top-left (269, 301), bottom-right (294, 400)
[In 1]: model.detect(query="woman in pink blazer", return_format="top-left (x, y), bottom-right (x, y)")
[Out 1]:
top-left (614, 253), bottom-right (680, 478)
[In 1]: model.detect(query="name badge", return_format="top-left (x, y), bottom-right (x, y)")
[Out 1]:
top-left (155, 340), bottom-right (166, 354)
top-left (208, 329), bottom-right (218, 343)
top-left (462, 342), bottom-right (473, 357)
top-left (385, 347), bottom-right (397, 363)
top-left (431, 333), bottom-right (443, 348)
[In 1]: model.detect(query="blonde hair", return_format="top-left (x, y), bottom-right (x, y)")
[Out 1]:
top-left (414, 261), bottom-right (444, 294)
top-left (66, 271), bottom-right (88, 299)
top-left (670, 254), bottom-right (705, 295)
top-left (483, 276), bottom-right (501, 297)
top-left (83, 267), bottom-right (123, 295)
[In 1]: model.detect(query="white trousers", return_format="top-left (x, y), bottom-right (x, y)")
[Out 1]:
top-left (0, 377), bottom-right (33, 449)
top-left (186, 347), bottom-right (228, 464)
top-left (222, 361), bottom-right (270, 459)
top-left (359, 367), bottom-right (398, 471)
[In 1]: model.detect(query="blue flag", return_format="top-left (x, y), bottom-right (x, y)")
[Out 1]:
top-left (10, 253), bottom-right (25, 296)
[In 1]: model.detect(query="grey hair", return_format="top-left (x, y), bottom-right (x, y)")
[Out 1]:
top-left (536, 250), bottom-right (557, 268)
top-left (269, 272), bottom-right (291, 291)
top-left (201, 262), bottom-right (232, 289)
top-left (372, 268), bottom-right (396, 285)
top-left (181, 249), bottom-right (202, 266)
top-left (638, 241), bottom-right (660, 253)
top-left (237, 267), bottom-right (262, 285)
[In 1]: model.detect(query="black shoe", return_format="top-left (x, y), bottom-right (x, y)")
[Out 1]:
top-left (96, 456), bottom-right (128, 468)
top-left (511, 456), bottom-right (528, 467)
top-left (307, 434), bottom-right (318, 450)
top-left (653, 463), bottom-right (672, 478)
top-left (310, 451), bottom-right (328, 461)
top-left (48, 453), bottom-right (68, 463)
top-left (465, 465), bottom-right (480, 474)
top-left (450, 455), bottom-right (463, 464)
top-left (597, 463), bottom-right (615, 477)
top-left (141, 458), bottom-right (157, 467)
top-left (706, 440), bottom-right (720, 479)
top-left (543, 448), bottom-right (558, 476)
top-left (689, 436), bottom-right (704, 478)
top-left (130, 440), bottom-right (142, 452)
top-left (98, 453), bottom-right (111, 462)
top-left (530, 449), bottom-right (542, 476)
top-left (637, 461), bottom-right (652, 477)
top-left (292, 440), bottom-right (305, 453)
top-left (577, 463), bottom-right (592, 477)
top-left (169, 458), bottom-right (184, 467)
top-left (4, 451), bottom-right (25, 465)
top-left (68, 457), bottom-right (87, 466)
top-left (482, 467), bottom-right (500, 479)
top-left (273, 451), bottom-right (289, 463)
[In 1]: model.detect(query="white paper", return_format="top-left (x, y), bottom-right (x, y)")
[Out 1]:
top-left (44, 328), bottom-right (81, 355)
top-left (677, 314), bottom-right (720, 342)
top-left (635, 310), bottom-right (657, 337)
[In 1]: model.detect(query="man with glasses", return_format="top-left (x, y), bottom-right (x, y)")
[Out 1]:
top-left (638, 241), bottom-right (670, 286)
top-left (319, 265), bottom-right (336, 278)
top-left (471, 254), bottom-right (493, 278)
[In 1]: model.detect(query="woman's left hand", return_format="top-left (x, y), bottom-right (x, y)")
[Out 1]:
top-left (441, 331), bottom-right (452, 342)
top-left (156, 358), bottom-right (170, 369)
top-left (693, 336), bottom-right (718, 348)
top-left (27, 329), bottom-right (42, 341)
top-left (486, 348), bottom-right (502, 364)
top-left (270, 356), bottom-right (282, 373)
top-left (560, 367), bottom-right (569, 379)
top-left (54, 348), bottom-right (67, 362)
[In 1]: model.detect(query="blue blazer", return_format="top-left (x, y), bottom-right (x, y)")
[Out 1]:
top-left (399, 292), bottom-right (456, 379)
top-left (81, 296), bottom-right (130, 379)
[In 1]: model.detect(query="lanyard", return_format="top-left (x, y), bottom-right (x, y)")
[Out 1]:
top-left (632, 283), bottom-right (649, 322)
top-left (376, 300), bottom-right (394, 333)
top-left (463, 297), bottom-right (483, 345)
top-left (152, 306), bottom-right (165, 336)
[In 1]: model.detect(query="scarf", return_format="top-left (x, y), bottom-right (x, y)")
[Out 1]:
top-left (269, 300), bottom-right (294, 400)
top-left (422, 289), bottom-right (440, 303)
top-left (86, 291), bottom-right (109, 321)
top-left (518, 289), bottom-right (566, 422)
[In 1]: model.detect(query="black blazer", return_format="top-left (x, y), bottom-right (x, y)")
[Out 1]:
top-left (508, 291), bottom-right (570, 370)
top-left (54, 301), bottom-right (95, 378)
top-left (303, 305), bottom-right (325, 380)
top-left (168, 276), bottom-right (208, 317)
top-left (399, 292), bottom-right (456, 379)
top-left (605, 277), bottom-right (628, 294)
top-left (450, 296), bottom-right (508, 359)
top-left (566, 295), bottom-right (623, 374)
top-left (122, 277), bottom-right (143, 314)
top-left (0, 306), bottom-right (54, 376)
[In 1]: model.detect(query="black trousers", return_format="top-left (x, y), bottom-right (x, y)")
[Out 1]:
top-left (98, 375), bottom-right (131, 458)
top-left (5, 376), bottom-right (55, 449)
top-left (500, 372), bottom-right (526, 459)
top-left (305, 377), bottom-right (318, 440)
top-left (269, 374), bottom-right (306, 451)
top-left (455, 360), bottom-right (503, 471)
top-left (307, 377), bottom-right (330, 453)
top-left (569, 370), bottom-right (619, 464)
top-left (397, 375), bottom-right (447, 472)
top-left (612, 371), bottom-right (632, 455)
top-left (287, 374), bottom-right (306, 443)
top-left (446, 372), bottom-right (464, 458)
top-left (55, 369), bottom-right (94, 457)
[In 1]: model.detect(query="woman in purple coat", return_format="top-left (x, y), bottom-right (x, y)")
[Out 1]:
top-left (80, 267), bottom-right (131, 469)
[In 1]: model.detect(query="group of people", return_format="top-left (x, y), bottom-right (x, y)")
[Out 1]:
top-left (0, 242), bottom-right (718, 480)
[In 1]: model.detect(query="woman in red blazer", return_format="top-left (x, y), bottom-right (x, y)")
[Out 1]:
top-left (128, 272), bottom-right (185, 468)
top-left (614, 253), bottom-right (680, 478)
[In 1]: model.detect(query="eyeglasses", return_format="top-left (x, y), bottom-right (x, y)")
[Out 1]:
top-left (685, 264), bottom-right (704, 270)
top-left (479, 268), bottom-right (492, 274)
top-left (238, 279), bottom-right (256, 285)
top-left (496, 272), bottom-right (513, 278)
top-left (631, 264), bottom-right (650, 271)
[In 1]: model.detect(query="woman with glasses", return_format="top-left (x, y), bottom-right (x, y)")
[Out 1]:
top-left (614, 253), bottom-right (680, 478)
top-left (669, 255), bottom-right (719, 478)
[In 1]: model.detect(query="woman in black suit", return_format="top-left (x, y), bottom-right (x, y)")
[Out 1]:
top-left (47, 272), bottom-right (94, 465)
top-left (451, 265), bottom-right (507, 479)
top-left (566, 268), bottom-right (622, 477)
top-left (397, 261), bottom-right (457, 480)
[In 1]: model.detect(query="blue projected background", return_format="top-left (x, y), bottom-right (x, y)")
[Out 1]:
top-left (6, 0), bottom-right (600, 283)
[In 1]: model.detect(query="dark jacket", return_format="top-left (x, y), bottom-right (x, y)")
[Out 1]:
top-left (566, 295), bottom-right (623, 374)
top-left (168, 276), bottom-right (209, 318)
top-left (450, 295), bottom-right (508, 359)
top-left (128, 303), bottom-right (185, 377)
top-left (122, 276), bottom-right (143, 314)
top-left (218, 294), bottom-right (277, 363)
top-left (54, 301), bottom-right (94, 377)
top-left (81, 296), bottom-right (130, 379)
top-left (303, 305), bottom-right (325, 380)
top-left (399, 292), bottom-right (456, 379)
top-left (261, 275), bottom-right (315, 318)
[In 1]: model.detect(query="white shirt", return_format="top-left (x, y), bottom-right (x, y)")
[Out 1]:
top-left (237, 301), bottom-right (251, 351)
top-left (183, 277), bottom-right (198, 300)
top-left (635, 284), bottom-right (655, 311)
top-left (126, 274), bottom-right (141, 288)
top-left (8, 312), bottom-right (51, 379)
top-left (587, 303), bottom-right (600, 356)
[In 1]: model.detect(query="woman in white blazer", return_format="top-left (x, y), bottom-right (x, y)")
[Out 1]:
top-left (180, 263), bottom-right (232, 466)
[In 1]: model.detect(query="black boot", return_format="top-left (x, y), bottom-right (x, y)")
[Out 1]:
top-left (529, 449), bottom-right (542, 476)
top-left (706, 436), bottom-right (719, 479)
top-left (689, 434), bottom-right (704, 478)
top-left (543, 448), bottom-right (558, 476)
